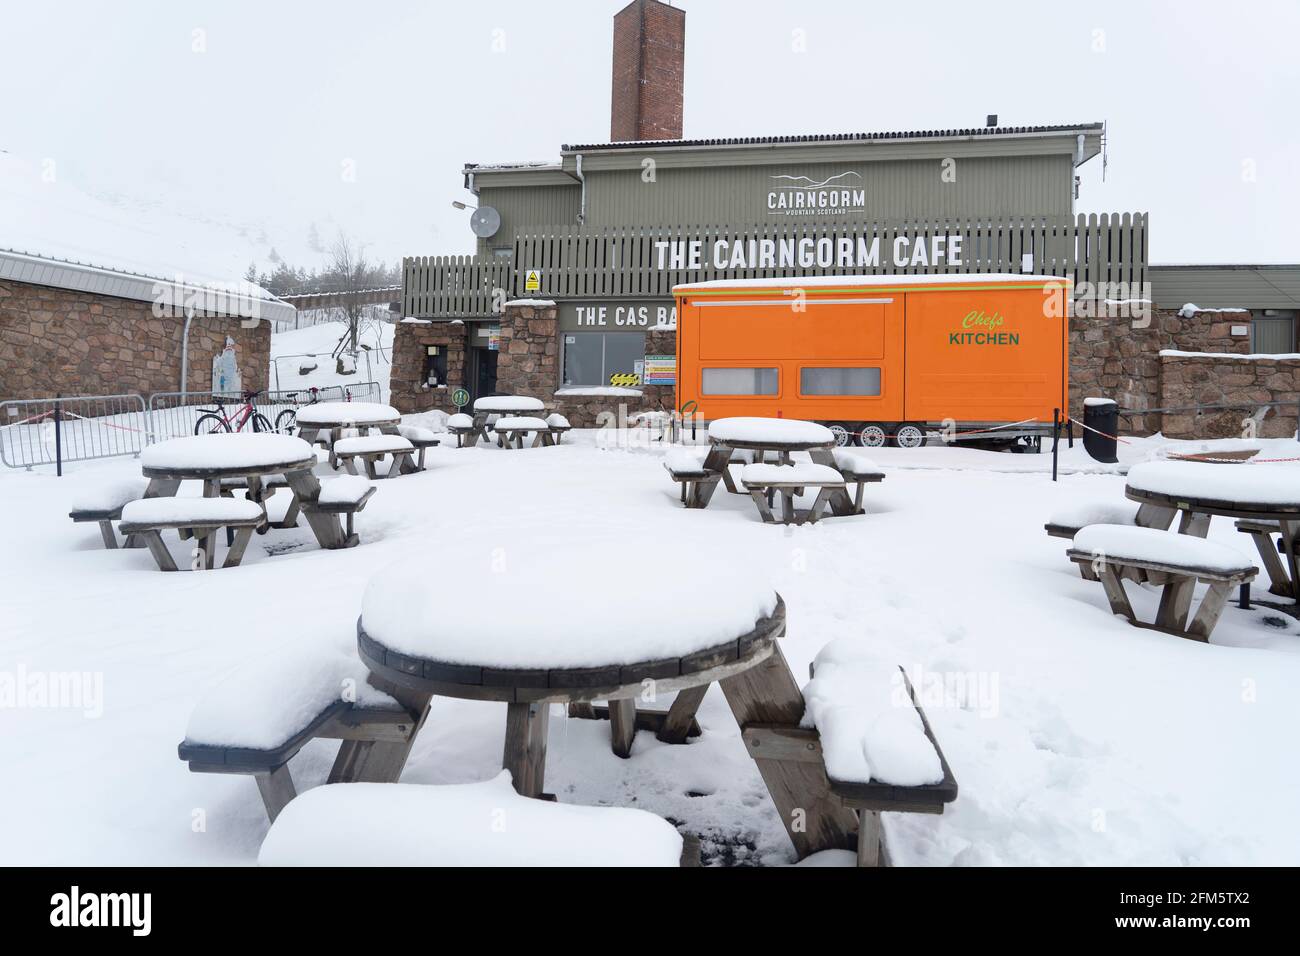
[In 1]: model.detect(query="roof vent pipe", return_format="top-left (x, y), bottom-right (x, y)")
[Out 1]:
top-left (575, 153), bottom-right (586, 224)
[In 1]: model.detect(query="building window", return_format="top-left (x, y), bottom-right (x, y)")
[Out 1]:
top-left (1251, 311), bottom-right (1296, 354)
top-left (562, 331), bottom-right (646, 387)
top-left (800, 367), bottom-right (881, 396)
top-left (492, 246), bottom-right (513, 259)
top-left (701, 367), bottom-right (779, 396)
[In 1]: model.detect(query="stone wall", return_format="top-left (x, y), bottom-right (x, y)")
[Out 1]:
top-left (389, 320), bottom-right (469, 414)
top-left (494, 301), bottom-right (559, 400)
top-left (1069, 306), bottom-right (1250, 434)
top-left (0, 278), bottom-right (270, 400)
top-left (1158, 352), bottom-right (1300, 439)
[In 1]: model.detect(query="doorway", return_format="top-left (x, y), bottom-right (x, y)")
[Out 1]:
top-left (468, 347), bottom-right (498, 400)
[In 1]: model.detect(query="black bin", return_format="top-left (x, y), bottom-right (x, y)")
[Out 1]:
top-left (1082, 398), bottom-right (1119, 464)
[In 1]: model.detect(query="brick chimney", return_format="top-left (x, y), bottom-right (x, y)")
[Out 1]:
top-left (610, 0), bottom-right (685, 142)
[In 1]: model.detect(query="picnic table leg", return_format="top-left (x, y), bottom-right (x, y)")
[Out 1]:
top-left (503, 701), bottom-right (551, 798)
top-left (856, 810), bottom-right (884, 867)
top-left (96, 520), bottom-right (119, 550)
top-left (656, 684), bottom-right (709, 744)
top-left (1243, 529), bottom-right (1291, 596)
top-left (1134, 503), bottom-right (1177, 530)
top-left (254, 765), bottom-right (297, 823)
top-left (718, 643), bottom-right (857, 859)
top-left (1098, 566), bottom-right (1137, 623)
top-left (1280, 520), bottom-right (1300, 602)
top-left (748, 489), bottom-right (777, 523)
top-left (197, 479), bottom-right (218, 570)
top-left (1155, 576), bottom-right (1196, 631)
top-left (807, 487), bottom-right (838, 524)
top-left (284, 469), bottom-right (349, 550)
top-left (223, 527), bottom-right (255, 568)
top-left (608, 697), bottom-right (637, 758)
top-left (330, 676), bottom-right (433, 785)
top-left (1186, 580), bottom-right (1234, 641)
top-left (139, 530), bottom-right (179, 572)
top-left (781, 490), bottom-right (795, 524)
top-left (143, 477), bottom-right (181, 499)
top-left (703, 445), bottom-right (737, 494)
top-left (1177, 510), bottom-right (1212, 538)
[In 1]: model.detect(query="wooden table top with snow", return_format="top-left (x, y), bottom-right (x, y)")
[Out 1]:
top-left (1126, 460), bottom-right (1300, 515)
top-left (707, 416), bottom-right (836, 449)
top-left (140, 433), bottom-right (317, 478)
top-left (472, 395), bottom-right (545, 414)
top-left (292, 401), bottom-right (401, 428)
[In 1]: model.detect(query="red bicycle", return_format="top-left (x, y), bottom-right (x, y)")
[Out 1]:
top-left (193, 390), bottom-right (272, 435)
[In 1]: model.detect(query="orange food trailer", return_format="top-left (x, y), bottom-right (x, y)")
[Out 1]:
top-left (672, 274), bottom-right (1070, 448)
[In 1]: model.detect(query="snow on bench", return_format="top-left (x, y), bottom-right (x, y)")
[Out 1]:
top-left (709, 417), bottom-right (835, 446)
top-left (545, 412), bottom-right (571, 429)
top-left (664, 447), bottom-right (720, 508)
top-left (740, 462), bottom-right (844, 487)
top-left (396, 424), bottom-right (439, 445)
top-left (447, 413), bottom-right (474, 429)
top-left (493, 415), bottom-right (549, 431)
top-left (69, 478), bottom-right (148, 549)
top-left (1067, 525), bottom-right (1257, 641)
top-left (830, 448), bottom-right (883, 477)
top-left (315, 475), bottom-right (375, 509)
top-left (1072, 525), bottom-right (1254, 575)
top-left (179, 635), bottom-right (412, 821)
top-left (789, 639), bottom-right (956, 866)
top-left (1044, 499), bottom-right (1140, 539)
top-left (332, 434), bottom-right (414, 456)
top-left (802, 645), bottom-right (944, 789)
top-left (120, 496), bottom-right (264, 528)
top-left (257, 772), bottom-right (684, 867)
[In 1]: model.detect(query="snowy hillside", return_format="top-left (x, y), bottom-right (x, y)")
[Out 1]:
top-left (270, 320), bottom-right (394, 399)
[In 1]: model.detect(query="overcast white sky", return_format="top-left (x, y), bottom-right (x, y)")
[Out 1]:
top-left (2, 0), bottom-right (1297, 272)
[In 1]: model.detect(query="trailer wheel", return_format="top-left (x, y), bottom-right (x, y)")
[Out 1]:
top-left (892, 423), bottom-right (927, 449)
top-left (825, 423), bottom-right (851, 447)
top-left (855, 424), bottom-right (887, 448)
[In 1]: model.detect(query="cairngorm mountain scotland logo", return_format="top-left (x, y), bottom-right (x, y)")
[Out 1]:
top-left (767, 171), bottom-right (866, 216)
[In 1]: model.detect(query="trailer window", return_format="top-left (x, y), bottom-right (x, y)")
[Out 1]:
top-left (800, 367), bottom-right (881, 396)
top-left (701, 367), bottom-right (779, 395)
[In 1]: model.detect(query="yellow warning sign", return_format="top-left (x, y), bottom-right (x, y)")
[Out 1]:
top-left (524, 269), bottom-right (541, 292)
top-left (609, 372), bottom-right (641, 387)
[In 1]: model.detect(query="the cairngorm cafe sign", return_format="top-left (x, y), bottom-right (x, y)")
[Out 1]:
top-left (653, 232), bottom-right (964, 271)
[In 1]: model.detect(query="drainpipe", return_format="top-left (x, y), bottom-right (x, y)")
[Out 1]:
top-left (575, 153), bottom-right (586, 224)
top-left (1076, 133), bottom-right (1085, 165)
top-left (179, 305), bottom-right (194, 393)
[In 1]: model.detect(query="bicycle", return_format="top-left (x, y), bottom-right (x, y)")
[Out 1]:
top-left (271, 386), bottom-right (324, 435)
top-left (192, 390), bottom-right (273, 435)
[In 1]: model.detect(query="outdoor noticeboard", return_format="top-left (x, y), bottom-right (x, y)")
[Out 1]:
top-left (643, 355), bottom-right (676, 386)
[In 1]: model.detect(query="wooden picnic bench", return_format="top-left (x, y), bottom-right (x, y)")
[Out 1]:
top-left (742, 665), bottom-right (958, 867)
top-left (664, 448), bottom-right (723, 508)
top-left (740, 462), bottom-right (847, 525)
top-left (492, 416), bottom-right (556, 449)
top-left (332, 434), bottom-right (418, 479)
top-left (396, 424), bottom-right (440, 468)
top-left (178, 653), bottom-right (424, 822)
top-left (118, 497), bottom-right (266, 571)
top-left (1068, 525), bottom-right (1257, 641)
top-left (68, 480), bottom-right (146, 549)
top-left (1235, 518), bottom-right (1299, 598)
top-left (445, 414), bottom-right (480, 448)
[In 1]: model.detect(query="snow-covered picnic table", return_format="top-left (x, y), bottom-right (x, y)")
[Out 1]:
top-left (462, 395), bottom-right (547, 448)
top-left (685, 418), bottom-right (882, 523)
top-left (138, 433), bottom-right (357, 560)
top-left (1125, 460), bottom-right (1300, 602)
top-left (290, 402), bottom-right (420, 477)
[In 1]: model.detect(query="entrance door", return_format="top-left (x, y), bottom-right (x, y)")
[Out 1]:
top-left (469, 347), bottom-right (498, 400)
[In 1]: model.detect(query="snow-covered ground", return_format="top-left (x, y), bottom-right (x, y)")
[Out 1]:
top-left (1, 430), bottom-right (1299, 866)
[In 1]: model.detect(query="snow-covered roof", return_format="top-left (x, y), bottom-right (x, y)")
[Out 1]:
top-left (675, 273), bottom-right (1066, 293)
top-left (0, 151), bottom-right (294, 323)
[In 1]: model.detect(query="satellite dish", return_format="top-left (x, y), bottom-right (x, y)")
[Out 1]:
top-left (470, 205), bottom-right (501, 238)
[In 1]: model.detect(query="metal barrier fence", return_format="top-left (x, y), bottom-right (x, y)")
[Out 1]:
top-left (0, 383), bottom-right (385, 471)
top-left (0, 394), bottom-right (150, 472)
top-left (147, 382), bottom-right (384, 442)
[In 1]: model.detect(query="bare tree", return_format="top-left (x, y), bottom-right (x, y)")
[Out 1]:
top-left (328, 233), bottom-right (370, 354)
